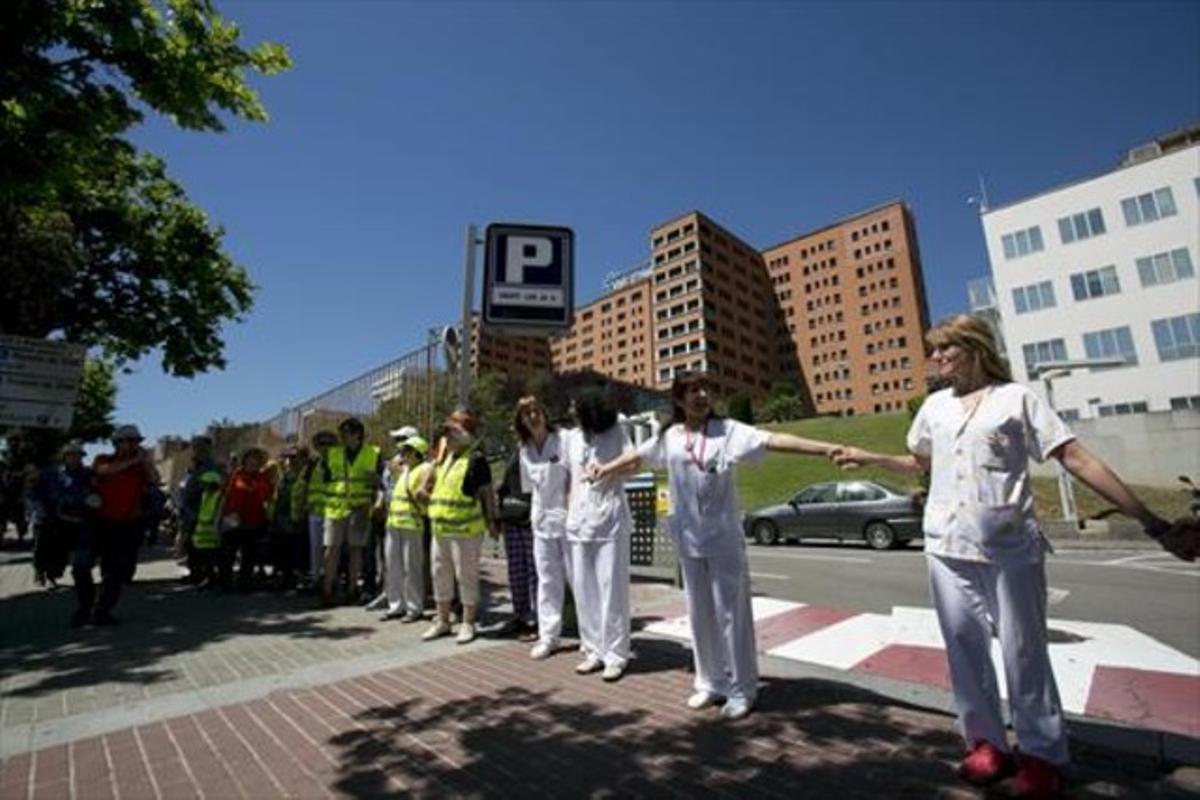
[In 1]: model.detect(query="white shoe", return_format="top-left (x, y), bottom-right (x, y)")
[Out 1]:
top-left (601, 663), bottom-right (625, 682)
top-left (575, 655), bottom-right (603, 674)
top-left (456, 622), bottom-right (476, 644)
top-left (719, 698), bottom-right (752, 720)
top-left (530, 641), bottom-right (555, 660)
top-left (687, 691), bottom-right (723, 710)
top-left (421, 621), bottom-right (451, 641)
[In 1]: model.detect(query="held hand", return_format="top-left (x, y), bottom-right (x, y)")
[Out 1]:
top-left (830, 446), bottom-right (867, 469)
top-left (584, 462), bottom-right (602, 483)
top-left (1157, 517), bottom-right (1200, 562)
top-left (488, 520), bottom-right (502, 539)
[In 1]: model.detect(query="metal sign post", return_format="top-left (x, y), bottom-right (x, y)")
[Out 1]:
top-left (0, 335), bottom-right (86, 430)
top-left (458, 225), bottom-right (481, 411)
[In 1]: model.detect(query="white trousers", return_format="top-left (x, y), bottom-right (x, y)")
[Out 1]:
top-left (678, 546), bottom-right (758, 703)
top-left (384, 527), bottom-right (425, 615)
top-left (533, 535), bottom-right (572, 646)
top-left (568, 535), bottom-right (630, 668)
top-left (307, 515), bottom-right (324, 580)
top-left (927, 554), bottom-right (1069, 765)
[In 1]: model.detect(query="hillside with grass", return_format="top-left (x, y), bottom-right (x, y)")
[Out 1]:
top-left (737, 415), bottom-right (1192, 521)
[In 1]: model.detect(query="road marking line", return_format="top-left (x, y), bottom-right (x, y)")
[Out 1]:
top-left (1047, 587), bottom-right (1070, 605)
top-left (746, 550), bottom-right (874, 564)
top-left (749, 572), bottom-right (789, 581)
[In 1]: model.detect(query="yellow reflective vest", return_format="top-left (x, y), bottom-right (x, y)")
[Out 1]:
top-left (305, 460), bottom-right (330, 517)
top-left (193, 489), bottom-right (222, 550)
top-left (428, 450), bottom-right (487, 538)
top-left (387, 462), bottom-right (432, 531)
top-left (324, 445), bottom-right (381, 520)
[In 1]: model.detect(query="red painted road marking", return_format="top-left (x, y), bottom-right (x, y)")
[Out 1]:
top-left (755, 606), bottom-right (861, 652)
top-left (1085, 666), bottom-right (1200, 739)
top-left (851, 644), bottom-right (952, 691)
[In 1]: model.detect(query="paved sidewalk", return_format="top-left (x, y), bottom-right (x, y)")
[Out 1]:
top-left (1, 542), bottom-right (1198, 798)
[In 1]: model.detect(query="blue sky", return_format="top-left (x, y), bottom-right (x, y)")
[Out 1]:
top-left (117, 0), bottom-right (1199, 440)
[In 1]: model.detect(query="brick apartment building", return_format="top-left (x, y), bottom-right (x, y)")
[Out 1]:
top-left (474, 201), bottom-right (930, 417)
top-left (762, 201), bottom-right (930, 416)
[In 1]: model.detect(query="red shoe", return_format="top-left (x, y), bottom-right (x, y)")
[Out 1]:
top-left (1012, 754), bottom-right (1064, 799)
top-left (957, 741), bottom-right (1015, 786)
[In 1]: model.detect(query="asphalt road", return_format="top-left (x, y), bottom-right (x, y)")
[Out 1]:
top-left (744, 541), bottom-right (1200, 658)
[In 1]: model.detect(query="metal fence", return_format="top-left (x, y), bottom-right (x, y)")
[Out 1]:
top-left (264, 337), bottom-right (449, 444)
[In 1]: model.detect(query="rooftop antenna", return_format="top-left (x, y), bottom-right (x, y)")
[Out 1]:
top-left (966, 174), bottom-right (990, 214)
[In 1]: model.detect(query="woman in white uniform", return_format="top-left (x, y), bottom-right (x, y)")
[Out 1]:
top-left (565, 391), bottom-right (634, 682)
top-left (833, 315), bottom-right (1193, 798)
top-left (514, 396), bottom-right (572, 660)
top-left (590, 371), bottom-right (839, 719)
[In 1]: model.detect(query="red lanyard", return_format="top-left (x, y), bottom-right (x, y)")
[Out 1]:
top-left (684, 421), bottom-right (708, 470)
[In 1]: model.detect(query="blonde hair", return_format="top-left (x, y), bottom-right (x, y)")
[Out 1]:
top-left (926, 314), bottom-right (1012, 385)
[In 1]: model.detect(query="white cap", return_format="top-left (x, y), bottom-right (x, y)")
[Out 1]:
top-left (389, 425), bottom-right (418, 440)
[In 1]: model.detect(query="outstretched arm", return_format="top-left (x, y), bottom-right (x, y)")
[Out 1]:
top-left (765, 433), bottom-right (837, 457)
top-left (589, 450), bottom-right (642, 483)
top-left (1055, 440), bottom-right (1195, 562)
top-left (832, 446), bottom-right (929, 476)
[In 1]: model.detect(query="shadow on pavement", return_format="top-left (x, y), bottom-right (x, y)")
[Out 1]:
top-left (0, 549), bottom-right (376, 698)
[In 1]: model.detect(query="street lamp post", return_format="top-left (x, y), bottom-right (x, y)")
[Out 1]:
top-left (1029, 357), bottom-right (1128, 526)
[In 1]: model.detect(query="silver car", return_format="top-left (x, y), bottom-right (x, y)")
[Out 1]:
top-left (743, 480), bottom-right (923, 549)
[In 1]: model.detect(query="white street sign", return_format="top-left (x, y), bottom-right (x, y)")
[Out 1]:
top-left (0, 335), bottom-right (86, 430)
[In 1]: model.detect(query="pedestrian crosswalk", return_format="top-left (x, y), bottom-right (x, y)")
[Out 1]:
top-left (643, 597), bottom-right (1200, 738)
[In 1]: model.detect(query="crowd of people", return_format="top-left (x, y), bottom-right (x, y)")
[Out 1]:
top-left (5, 314), bottom-right (1196, 799)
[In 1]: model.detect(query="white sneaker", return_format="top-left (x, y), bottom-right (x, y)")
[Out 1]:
top-left (687, 691), bottom-right (723, 710)
top-left (530, 641), bottom-right (555, 660)
top-left (719, 698), bottom-right (752, 720)
top-left (601, 662), bottom-right (625, 682)
top-left (456, 622), bottom-right (476, 644)
top-left (575, 655), bottom-right (603, 674)
top-left (421, 621), bottom-right (451, 641)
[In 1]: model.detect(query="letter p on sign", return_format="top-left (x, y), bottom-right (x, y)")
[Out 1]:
top-left (504, 236), bottom-right (553, 284)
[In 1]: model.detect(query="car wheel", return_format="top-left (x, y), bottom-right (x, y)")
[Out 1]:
top-left (753, 520), bottom-right (780, 546)
top-left (864, 521), bottom-right (896, 550)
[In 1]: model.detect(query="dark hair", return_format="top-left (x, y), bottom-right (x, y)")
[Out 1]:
top-left (338, 417), bottom-right (364, 435)
top-left (666, 371), bottom-right (720, 431)
top-left (573, 390), bottom-right (618, 437)
top-left (513, 396), bottom-right (556, 445)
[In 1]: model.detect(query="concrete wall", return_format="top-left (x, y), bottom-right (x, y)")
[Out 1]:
top-left (1030, 409), bottom-right (1200, 486)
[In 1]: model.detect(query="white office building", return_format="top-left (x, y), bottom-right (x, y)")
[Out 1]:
top-left (981, 127), bottom-right (1200, 420)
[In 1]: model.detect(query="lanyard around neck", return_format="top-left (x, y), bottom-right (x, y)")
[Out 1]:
top-left (684, 420), bottom-right (708, 469)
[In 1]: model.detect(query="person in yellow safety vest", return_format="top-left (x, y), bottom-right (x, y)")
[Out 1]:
top-left (422, 410), bottom-right (501, 645)
top-left (321, 417), bottom-right (382, 605)
top-left (304, 431), bottom-right (337, 586)
top-left (190, 471), bottom-right (225, 589)
top-left (381, 435), bottom-right (433, 622)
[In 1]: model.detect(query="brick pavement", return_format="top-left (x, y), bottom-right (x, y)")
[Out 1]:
top-left (2, 541), bottom-right (1198, 798)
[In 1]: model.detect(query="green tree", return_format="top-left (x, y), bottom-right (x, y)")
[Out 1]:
top-left (725, 393), bottom-right (754, 424)
top-left (760, 393), bottom-right (806, 423)
top-left (1, 0), bottom-right (291, 377)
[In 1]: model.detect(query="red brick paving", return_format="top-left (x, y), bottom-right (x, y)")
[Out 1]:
top-left (1085, 666), bottom-right (1200, 739)
top-left (2, 640), bottom-right (1196, 798)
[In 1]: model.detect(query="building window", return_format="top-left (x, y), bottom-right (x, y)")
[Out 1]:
top-left (1069, 265), bottom-right (1120, 301)
top-left (1012, 280), bottom-right (1056, 314)
top-left (1136, 248), bottom-right (1195, 287)
top-left (1022, 338), bottom-right (1067, 377)
top-left (1151, 313), bottom-right (1200, 361)
top-left (1082, 326), bottom-right (1137, 368)
top-left (1169, 395), bottom-right (1200, 411)
top-left (1001, 226), bottom-right (1044, 260)
top-left (1059, 409), bottom-right (1081, 422)
top-left (1097, 401), bottom-right (1149, 418)
top-left (1057, 208), bottom-right (1105, 244)
top-left (1121, 187), bottom-right (1177, 226)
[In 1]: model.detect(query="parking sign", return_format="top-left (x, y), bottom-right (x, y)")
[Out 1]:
top-left (482, 223), bottom-right (574, 333)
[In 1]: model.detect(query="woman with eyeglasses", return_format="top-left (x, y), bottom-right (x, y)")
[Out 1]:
top-left (589, 371), bottom-right (838, 719)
